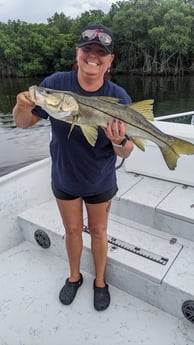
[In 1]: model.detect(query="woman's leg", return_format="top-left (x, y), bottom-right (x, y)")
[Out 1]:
top-left (85, 200), bottom-right (111, 287)
top-left (56, 197), bottom-right (83, 282)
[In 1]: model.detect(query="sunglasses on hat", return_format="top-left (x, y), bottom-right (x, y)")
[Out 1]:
top-left (81, 29), bottom-right (112, 46)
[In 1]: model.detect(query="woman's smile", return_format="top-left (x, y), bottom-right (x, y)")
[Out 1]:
top-left (86, 61), bottom-right (100, 66)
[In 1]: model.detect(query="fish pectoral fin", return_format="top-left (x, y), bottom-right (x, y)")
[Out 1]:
top-left (129, 100), bottom-right (154, 121)
top-left (98, 96), bottom-right (121, 104)
top-left (68, 123), bottom-right (75, 138)
top-left (68, 116), bottom-right (78, 138)
top-left (131, 137), bottom-right (146, 151)
top-left (80, 125), bottom-right (98, 146)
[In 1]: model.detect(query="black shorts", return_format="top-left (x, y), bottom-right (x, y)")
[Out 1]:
top-left (51, 183), bottom-right (118, 204)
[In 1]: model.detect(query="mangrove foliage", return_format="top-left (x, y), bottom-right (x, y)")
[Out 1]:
top-left (0, 0), bottom-right (194, 77)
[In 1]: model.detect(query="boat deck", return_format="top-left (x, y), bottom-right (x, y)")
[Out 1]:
top-left (1, 158), bottom-right (194, 344)
top-left (0, 240), bottom-right (194, 345)
top-left (16, 170), bottom-right (194, 321)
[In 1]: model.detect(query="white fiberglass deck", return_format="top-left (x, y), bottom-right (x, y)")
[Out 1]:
top-left (0, 241), bottom-right (194, 345)
top-left (17, 180), bottom-right (194, 322)
top-left (18, 198), bottom-right (183, 284)
top-left (1, 157), bottom-right (194, 345)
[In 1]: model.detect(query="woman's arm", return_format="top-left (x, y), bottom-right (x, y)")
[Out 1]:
top-left (13, 91), bottom-right (41, 128)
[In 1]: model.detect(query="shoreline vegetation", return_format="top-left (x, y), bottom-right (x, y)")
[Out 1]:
top-left (1, 0), bottom-right (194, 78)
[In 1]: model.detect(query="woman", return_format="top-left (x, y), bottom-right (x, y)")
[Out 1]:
top-left (13, 24), bottom-right (134, 311)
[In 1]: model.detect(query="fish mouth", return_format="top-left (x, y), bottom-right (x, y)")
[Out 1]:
top-left (87, 61), bottom-right (100, 67)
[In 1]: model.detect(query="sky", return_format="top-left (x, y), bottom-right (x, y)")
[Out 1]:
top-left (0, 0), bottom-right (120, 24)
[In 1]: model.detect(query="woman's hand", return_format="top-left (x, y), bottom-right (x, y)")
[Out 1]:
top-left (13, 91), bottom-right (40, 128)
top-left (103, 119), bottom-right (134, 158)
top-left (16, 91), bottom-right (35, 110)
top-left (103, 119), bottom-right (126, 145)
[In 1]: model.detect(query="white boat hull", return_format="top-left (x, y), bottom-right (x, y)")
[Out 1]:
top-left (125, 121), bottom-right (194, 186)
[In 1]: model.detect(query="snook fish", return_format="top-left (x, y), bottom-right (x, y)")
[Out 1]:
top-left (29, 85), bottom-right (194, 170)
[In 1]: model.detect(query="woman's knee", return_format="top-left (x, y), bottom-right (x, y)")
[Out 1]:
top-left (65, 224), bottom-right (83, 237)
top-left (89, 224), bottom-right (107, 239)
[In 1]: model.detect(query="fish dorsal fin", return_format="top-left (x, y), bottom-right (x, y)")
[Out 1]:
top-left (98, 96), bottom-right (120, 104)
top-left (129, 99), bottom-right (154, 121)
top-left (80, 125), bottom-right (98, 146)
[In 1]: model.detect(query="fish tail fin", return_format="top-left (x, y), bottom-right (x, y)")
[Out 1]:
top-left (160, 137), bottom-right (194, 170)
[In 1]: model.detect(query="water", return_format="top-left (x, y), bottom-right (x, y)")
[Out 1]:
top-left (113, 75), bottom-right (194, 118)
top-left (0, 77), bottom-right (50, 177)
top-left (0, 75), bottom-right (194, 177)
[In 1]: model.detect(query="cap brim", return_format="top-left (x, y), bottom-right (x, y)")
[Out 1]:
top-left (77, 41), bottom-right (112, 54)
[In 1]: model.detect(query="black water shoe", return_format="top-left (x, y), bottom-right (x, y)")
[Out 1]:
top-left (59, 273), bottom-right (83, 305)
top-left (93, 280), bottom-right (110, 311)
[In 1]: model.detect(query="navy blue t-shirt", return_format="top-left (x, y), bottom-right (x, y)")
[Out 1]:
top-left (32, 71), bottom-right (131, 196)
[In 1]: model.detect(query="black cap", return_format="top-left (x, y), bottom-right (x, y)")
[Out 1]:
top-left (77, 24), bottom-right (114, 54)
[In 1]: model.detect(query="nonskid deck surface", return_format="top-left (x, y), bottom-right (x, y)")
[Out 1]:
top-left (113, 170), bottom-right (194, 240)
top-left (17, 191), bottom-right (194, 323)
top-left (18, 197), bottom-right (183, 284)
top-left (0, 241), bottom-right (194, 345)
top-left (1, 156), bottom-right (194, 344)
